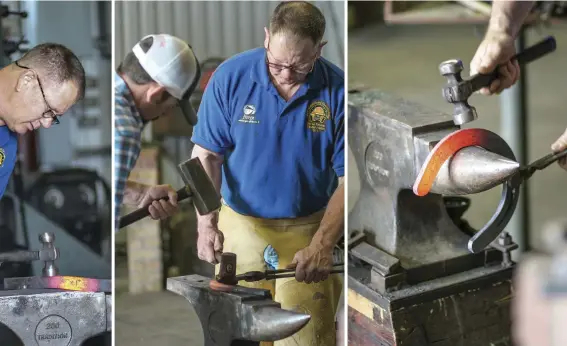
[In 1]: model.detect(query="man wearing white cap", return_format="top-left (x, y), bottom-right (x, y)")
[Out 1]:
top-left (114, 34), bottom-right (201, 230)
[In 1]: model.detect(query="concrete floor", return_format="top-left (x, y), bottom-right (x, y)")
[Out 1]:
top-left (115, 22), bottom-right (567, 344)
top-left (114, 256), bottom-right (205, 345)
top-left (115, 289), bottom-right (203, 345)
top-left (348, 22), bottom-right (567, 250)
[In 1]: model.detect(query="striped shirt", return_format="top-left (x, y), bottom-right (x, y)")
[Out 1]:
top-left (114, 72), bottom-right (144, 231)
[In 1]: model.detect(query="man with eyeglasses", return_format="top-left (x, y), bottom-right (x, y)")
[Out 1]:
top-left (114, 34), bottom-right (201, 231)
top-left (0, 43), bottom-right (85, 199)
top-left (470, 0), bottom-right (566, 171)
top-left (191, 2), bottom-right (344, 345)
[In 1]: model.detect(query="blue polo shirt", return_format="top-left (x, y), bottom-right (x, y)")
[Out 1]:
top-left (0, 126), bottom-right (17, 199)
top-left (192, 47), bottom-right (344, 219)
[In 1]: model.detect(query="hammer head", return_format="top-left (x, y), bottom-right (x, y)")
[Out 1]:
top-left (216, 252), bottom-right (238, 285)
top-left (178, 157), bottom-right (221, 215)
top-left (39, 232), bottom-right (59, 277)
top-left (439, 59), bottom-right (478, 125)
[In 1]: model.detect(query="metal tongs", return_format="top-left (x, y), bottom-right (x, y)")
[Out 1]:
top-left (235, 263), bottom-right (344, 283)
top-left (515, 148), bottom-right (567, 184)
top-left (468, 148), bottom-right (567, 253)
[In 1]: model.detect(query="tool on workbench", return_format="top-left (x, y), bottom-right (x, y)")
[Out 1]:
top-left (348, 87), bottom-right (520, 345)
top-left (440, 36), bottom-right (556, 125)
top-left (167, 274), bottom-right (311, 346)
top-left (119, 157), bottom-right (221, 228)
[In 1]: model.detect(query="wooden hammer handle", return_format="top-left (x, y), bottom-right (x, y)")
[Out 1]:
top-left (118, 186), bottom-right (191, 228)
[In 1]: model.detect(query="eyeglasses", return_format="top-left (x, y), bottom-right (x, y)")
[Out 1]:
top-left (14, 60), bottom-right (60, 125)
top-left (265, 42), bottom-right (317, 75)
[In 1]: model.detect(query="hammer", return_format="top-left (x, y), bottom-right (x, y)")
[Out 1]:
top-left (119, 157), bottom-right (221, 228)
top-left (0, 232), bottom-right (59, 277)
top-left (440, 36), bottom-right (556, 125)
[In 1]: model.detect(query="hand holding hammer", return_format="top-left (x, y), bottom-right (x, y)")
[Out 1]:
top-left (119, 157), bottom-right (221, 228)
top-left (440, 36), bottom-right (556, 125)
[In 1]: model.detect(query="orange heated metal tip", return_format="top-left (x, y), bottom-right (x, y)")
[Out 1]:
top-left (45, 276), bottom-right (109, 292)
top-left (209, 279), bottom-right (235, 292)
top-left (413, 128), bottom-right (491, 196)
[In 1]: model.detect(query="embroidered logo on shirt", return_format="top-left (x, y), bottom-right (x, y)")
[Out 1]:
top-left (0, 148), bottom-right (4, 167)
top-left (238, 105), bottom-right (260, 124)
top-left (306, 101), bottom-right (331, 132)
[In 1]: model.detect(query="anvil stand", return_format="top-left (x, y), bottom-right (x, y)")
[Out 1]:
top-left (347, 88), bottom-right (517, 346)
top-left (0, 233), bottom-right (112, 346)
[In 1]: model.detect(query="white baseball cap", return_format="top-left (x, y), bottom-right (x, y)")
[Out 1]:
top-left (132, 34), bottom-right (201, 125)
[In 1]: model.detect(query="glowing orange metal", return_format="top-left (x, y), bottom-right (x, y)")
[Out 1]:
top-left (45, 276), bottom-right (104, 292)
top-left (209, 279), bottom-right (235, 292)
top-left (413, 128), bottom-right (491, 196)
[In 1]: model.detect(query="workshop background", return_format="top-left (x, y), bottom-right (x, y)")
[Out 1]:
top-left (114, 2), bottom-right (345, 345)
top-left (0, 1), bottom-right (111, 345)
top-left (347, 1), bottom-right (567, 253)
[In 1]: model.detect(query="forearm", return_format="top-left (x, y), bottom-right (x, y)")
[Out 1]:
top-left (191, 144), bottom-right (224, 225)
top-left (122, 180), bottom-right (148, 206)
top-left (311, 178), bottom-right (345, 251)
top-left (489, 0), bottom-right (536, 38)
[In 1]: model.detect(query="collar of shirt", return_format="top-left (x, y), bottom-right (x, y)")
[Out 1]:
top-left (114, 72), bottom-right (145, 127)
top-left (250, 50), bottom-right (326, 91)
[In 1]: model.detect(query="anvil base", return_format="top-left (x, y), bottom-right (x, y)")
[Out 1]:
top-left (348, 264), bottom-right (513, 346)
top-left (0, 289), bottom-right (111, 346)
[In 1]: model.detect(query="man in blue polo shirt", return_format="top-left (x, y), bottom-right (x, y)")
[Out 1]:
top-left (191, 2), bottom-right (343, 345)
top-left (0, 43), bottom-right (86, 199)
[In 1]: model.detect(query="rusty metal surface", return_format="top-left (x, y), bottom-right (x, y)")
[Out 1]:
top-left (0, 289), bottom-right (111, 346)
top-left (167, 274), bottom-right (310, 345)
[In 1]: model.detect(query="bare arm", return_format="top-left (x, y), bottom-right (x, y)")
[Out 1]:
top-left (489, 1), bottom-right (536, 37)
top-left (191, 144), bottom-right (224, 225)
top-left (311, 177), bottom-right (345, 252)
top-left (122, 180), bottom-right (148, 206)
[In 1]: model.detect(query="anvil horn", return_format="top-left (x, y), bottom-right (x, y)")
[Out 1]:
top-left (431, 146), bottom-right (520, 195)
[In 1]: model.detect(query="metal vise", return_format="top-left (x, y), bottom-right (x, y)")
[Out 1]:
top-left (0, 289), bottom-right (111, 345)
top-left (167, 274), bottom-right (311, 346)
top-left (347, 87), bottom-right (518, 345)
